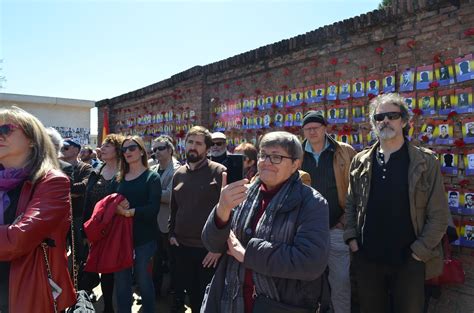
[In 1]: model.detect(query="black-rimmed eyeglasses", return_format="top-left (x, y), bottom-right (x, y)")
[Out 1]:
top-left (257, 153), bottom-right (295, 165)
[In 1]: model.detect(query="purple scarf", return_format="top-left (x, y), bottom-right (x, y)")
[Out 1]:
top-left (0, 167), bottom-right (30, 225)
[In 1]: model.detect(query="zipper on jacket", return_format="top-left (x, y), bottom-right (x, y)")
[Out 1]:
top-left (252, 285), bottom-right (257, 299)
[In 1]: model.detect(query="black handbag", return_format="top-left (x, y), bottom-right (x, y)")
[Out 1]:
top-left (253, 296), bottom-right (315, 313)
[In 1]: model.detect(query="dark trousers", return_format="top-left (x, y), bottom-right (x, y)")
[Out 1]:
top-left (153, 231), bottom-right (170, 292)
top-left (172, 245), bottom-right (215, 313)
top-left (354, 251), bottom-right (425, 313)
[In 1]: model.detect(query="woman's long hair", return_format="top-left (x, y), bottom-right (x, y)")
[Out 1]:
top-left (0, 106), bottom-right (59, 182)
top-left (118, 136), bottom-right (148, 182)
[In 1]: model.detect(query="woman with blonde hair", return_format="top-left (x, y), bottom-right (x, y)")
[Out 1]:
top-left (114, 135), bottom-right (162, 313)
top-left (0, 106), bottom-right (76, 312)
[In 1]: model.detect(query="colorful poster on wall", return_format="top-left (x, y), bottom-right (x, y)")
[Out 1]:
top-left (399, 68), bottom-right (415, 92)
top-left (263, 113), bottom-right (271, 128)
top-left (454, 87), bottom-right (474, 114)
top-left (418, 119), bottom-right (436, 145)
top-left (366, 76), bottom-right (380, 96)
top-left (460, 218), bottom-right (474, 248)
top-left (403, 92), bottom-right (415, 113)
top-left (339, 80), bottom-right (351, 100)
top-left (274, 112), bottom-right (284, 127)
top-left (275, 93), bottom-right (285, 109)
top-left (461, 189), bottom-right (474, 215)
top-left (447, 188), bottom-right (461, 213)
top-left (314, 84), bottom-right (326, 103)
top-left (417, 91), bottom-right (436, 116)
top-left (294, 110), bottom-right (303, 127)
top-left (435, 61), bottom-right (455, 86)
top-left (352, 101), bottom-right (366, 123)
top-left (434, 120), bottom-right (454, 145)
top-left (465, 150), bottom-right (474, 176)
top-left (416, 65), bottom-right (434, 90)
top-left (284, 112), bottom-right (294, 127)
top-left (351, 132), bottom-right (363, 151)
top-left (352, 78), bottom-right (365, 98)
top-left (257, 95), bottom-right (266, 111)
top-left (462, 117), bottom-right (474, 144)
top-left (327, 82), bottom-right (338, 101)
top-left (305, 87), bottom-right (318, 104)
top-left (328, 104), bottom-right (349, 124)
top-left (383, 71), bottom-right (396, 93)
top-left (264, 95), bottom-right (274, 110)
top-left (438, 89), bottom-right (455, 115)
top-left (440, 150), bottom-right (458, 175)
top-left (455, 54), bottom-right (474, 83)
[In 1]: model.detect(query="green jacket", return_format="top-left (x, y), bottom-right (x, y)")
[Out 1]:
top-left (343, 141), bottom-right (449, 279)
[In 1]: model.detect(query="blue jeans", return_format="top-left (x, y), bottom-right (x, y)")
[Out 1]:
top-left (115, 241), bottom-right (157, 313)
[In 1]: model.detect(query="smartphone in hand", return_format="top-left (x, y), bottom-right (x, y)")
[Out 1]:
top-left (226, 154), bottom-right (245, 184)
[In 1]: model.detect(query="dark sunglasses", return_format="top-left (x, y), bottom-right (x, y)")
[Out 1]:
top-left (153, 146), bottom-right (168, 152)
top-left (0, 124), bottom-right (19, 137)
top-left (373, 112), bottom-right (403, 122)
top-left (212, 142), bottom-right (225, 147)
top-left (121, 144), bottom-right (139, 153)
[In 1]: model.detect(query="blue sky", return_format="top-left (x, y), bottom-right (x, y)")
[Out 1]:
top-left (1, 0), bottom-right (382, 103)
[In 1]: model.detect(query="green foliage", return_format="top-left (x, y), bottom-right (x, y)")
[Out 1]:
top-left (378, 0), bottom-right (392, 9)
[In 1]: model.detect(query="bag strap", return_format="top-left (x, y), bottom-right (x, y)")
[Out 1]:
top-left (443, 234), bottom-right (452, 260)
top-left (41, 194), bottom-right (77, 313)
top-left (41, 243), bottom-right (59, 313)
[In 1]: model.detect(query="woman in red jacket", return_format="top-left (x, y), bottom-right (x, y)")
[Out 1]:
top-left (0, 106), bottom-right (76, 312)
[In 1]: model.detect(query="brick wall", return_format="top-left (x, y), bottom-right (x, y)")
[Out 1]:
top-left (97, 0), bottom-right (474, 310)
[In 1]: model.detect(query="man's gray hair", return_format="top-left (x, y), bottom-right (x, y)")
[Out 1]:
top-left (259, 131), bottom-right (303, 160)
top-left (45, 127), bottom-right (63, 152)
top-left (369, 93), bottom-right (411, 135)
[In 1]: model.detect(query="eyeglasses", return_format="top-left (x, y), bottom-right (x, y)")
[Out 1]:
top-left (0, 124), bottom-right (19, 137)
top-left (257, 153), bottom-right (295, 165)
top-left (212, 142), bottom-right (225, 147)
top-left (302, 125), bottom-right (325, 133)
top-left (153, 146), bottom-right (168, 153)
top-left (373, 112), bottom-right (403, 122)
top-left (121, 144), bottom-right (139, 153)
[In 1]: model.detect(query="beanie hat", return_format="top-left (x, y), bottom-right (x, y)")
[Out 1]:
top-left (302, 111), bottom-right (327, 127)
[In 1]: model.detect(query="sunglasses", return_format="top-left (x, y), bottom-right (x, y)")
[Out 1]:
top-left (373, 112), bottom-right (403, 122)
top-left (121, 144), bottom-right (139, 153)
top-left (61, 146), bottom-right (70, 151)
top-left (212, 142), bottom-right (225, 147)
top-left (0, 124), bottom-right (19, 137)
top-left (153, 146), bottom-right (168, 153)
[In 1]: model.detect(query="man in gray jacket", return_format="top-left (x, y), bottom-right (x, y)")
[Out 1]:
top-left (344, 93), bottom-right (448, 313)
top-left (150, 135), bottom-right (181, 295)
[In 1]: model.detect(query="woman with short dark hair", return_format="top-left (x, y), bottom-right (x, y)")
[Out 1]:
top-left (201, 131), bottom-right (330, 313)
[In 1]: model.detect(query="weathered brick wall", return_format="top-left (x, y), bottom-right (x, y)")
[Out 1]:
top-left (97, 0), bottom-right (474, 310)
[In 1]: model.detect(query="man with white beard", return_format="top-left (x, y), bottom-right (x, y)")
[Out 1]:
top-left (209, 132), bottom-right (230, 169)
top-left (344, 93), bottom-right (448, 313)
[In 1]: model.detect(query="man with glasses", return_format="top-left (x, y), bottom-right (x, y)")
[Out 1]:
top-left (209, 132), bottom-right (230, 168)
top-left (150, 135), bottom-right (181, 296)
top-left (344, 93), bottom-right (448, 313)
top-left (60, 138), bottom-right (93, 295)
top-left (300, 111), bottom-right (356, 313)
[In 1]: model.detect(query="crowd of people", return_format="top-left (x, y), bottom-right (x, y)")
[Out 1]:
top-left (0, 92), bottom-right (450, 313)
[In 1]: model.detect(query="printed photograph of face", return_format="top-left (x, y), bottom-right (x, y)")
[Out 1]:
top-left (468, 154), bottom-right (474, 169)
top-left (466, 123), bottom-right (474, 137)
top-left (465, 193), bottom-right (474, 209)
top-left (443, 153), bottom-right (454, 168)
top-left (438, 124), bottom-right (449, 139)
top-left (448, 191), bottom-right (459, 207)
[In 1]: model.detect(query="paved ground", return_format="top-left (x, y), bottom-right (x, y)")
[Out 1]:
top-left (91, 274), bottom-right (192, 313)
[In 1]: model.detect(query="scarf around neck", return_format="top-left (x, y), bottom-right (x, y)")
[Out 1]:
top-left (0, 167), bottom-right (30, 225)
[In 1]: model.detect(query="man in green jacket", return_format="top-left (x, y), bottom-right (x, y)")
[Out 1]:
top-left (344, 93), bottom-right (448, 313)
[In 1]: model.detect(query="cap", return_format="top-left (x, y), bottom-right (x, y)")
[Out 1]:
top-left (63, 139), bottom-right (81, 150)
top-left (211, 132), bottom-right (226, 140)
top-left (302, 111), bottom-right (328, 127)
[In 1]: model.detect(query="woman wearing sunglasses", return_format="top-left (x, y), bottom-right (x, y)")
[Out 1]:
top-left (81, 133), bottom-right (124, 313)
top-left (0, 106), bottom-right (76, 312)
top-left (201, 131), bottom-right (330, 313)
top-left (114, 136), bottom-right (162, 313)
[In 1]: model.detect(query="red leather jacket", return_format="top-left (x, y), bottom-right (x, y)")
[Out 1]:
top-left (84, 193), bottom-right (134, 273)
top-left (0, 170), bottom-right (76, 312)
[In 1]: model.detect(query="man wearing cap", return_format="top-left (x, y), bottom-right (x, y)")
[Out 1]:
top-left (60, 139), bottom-right (93, 286)
top-left (210, 132), bottom-right (230, 169)
top-left (301, 111), bottom-right (356, 313)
